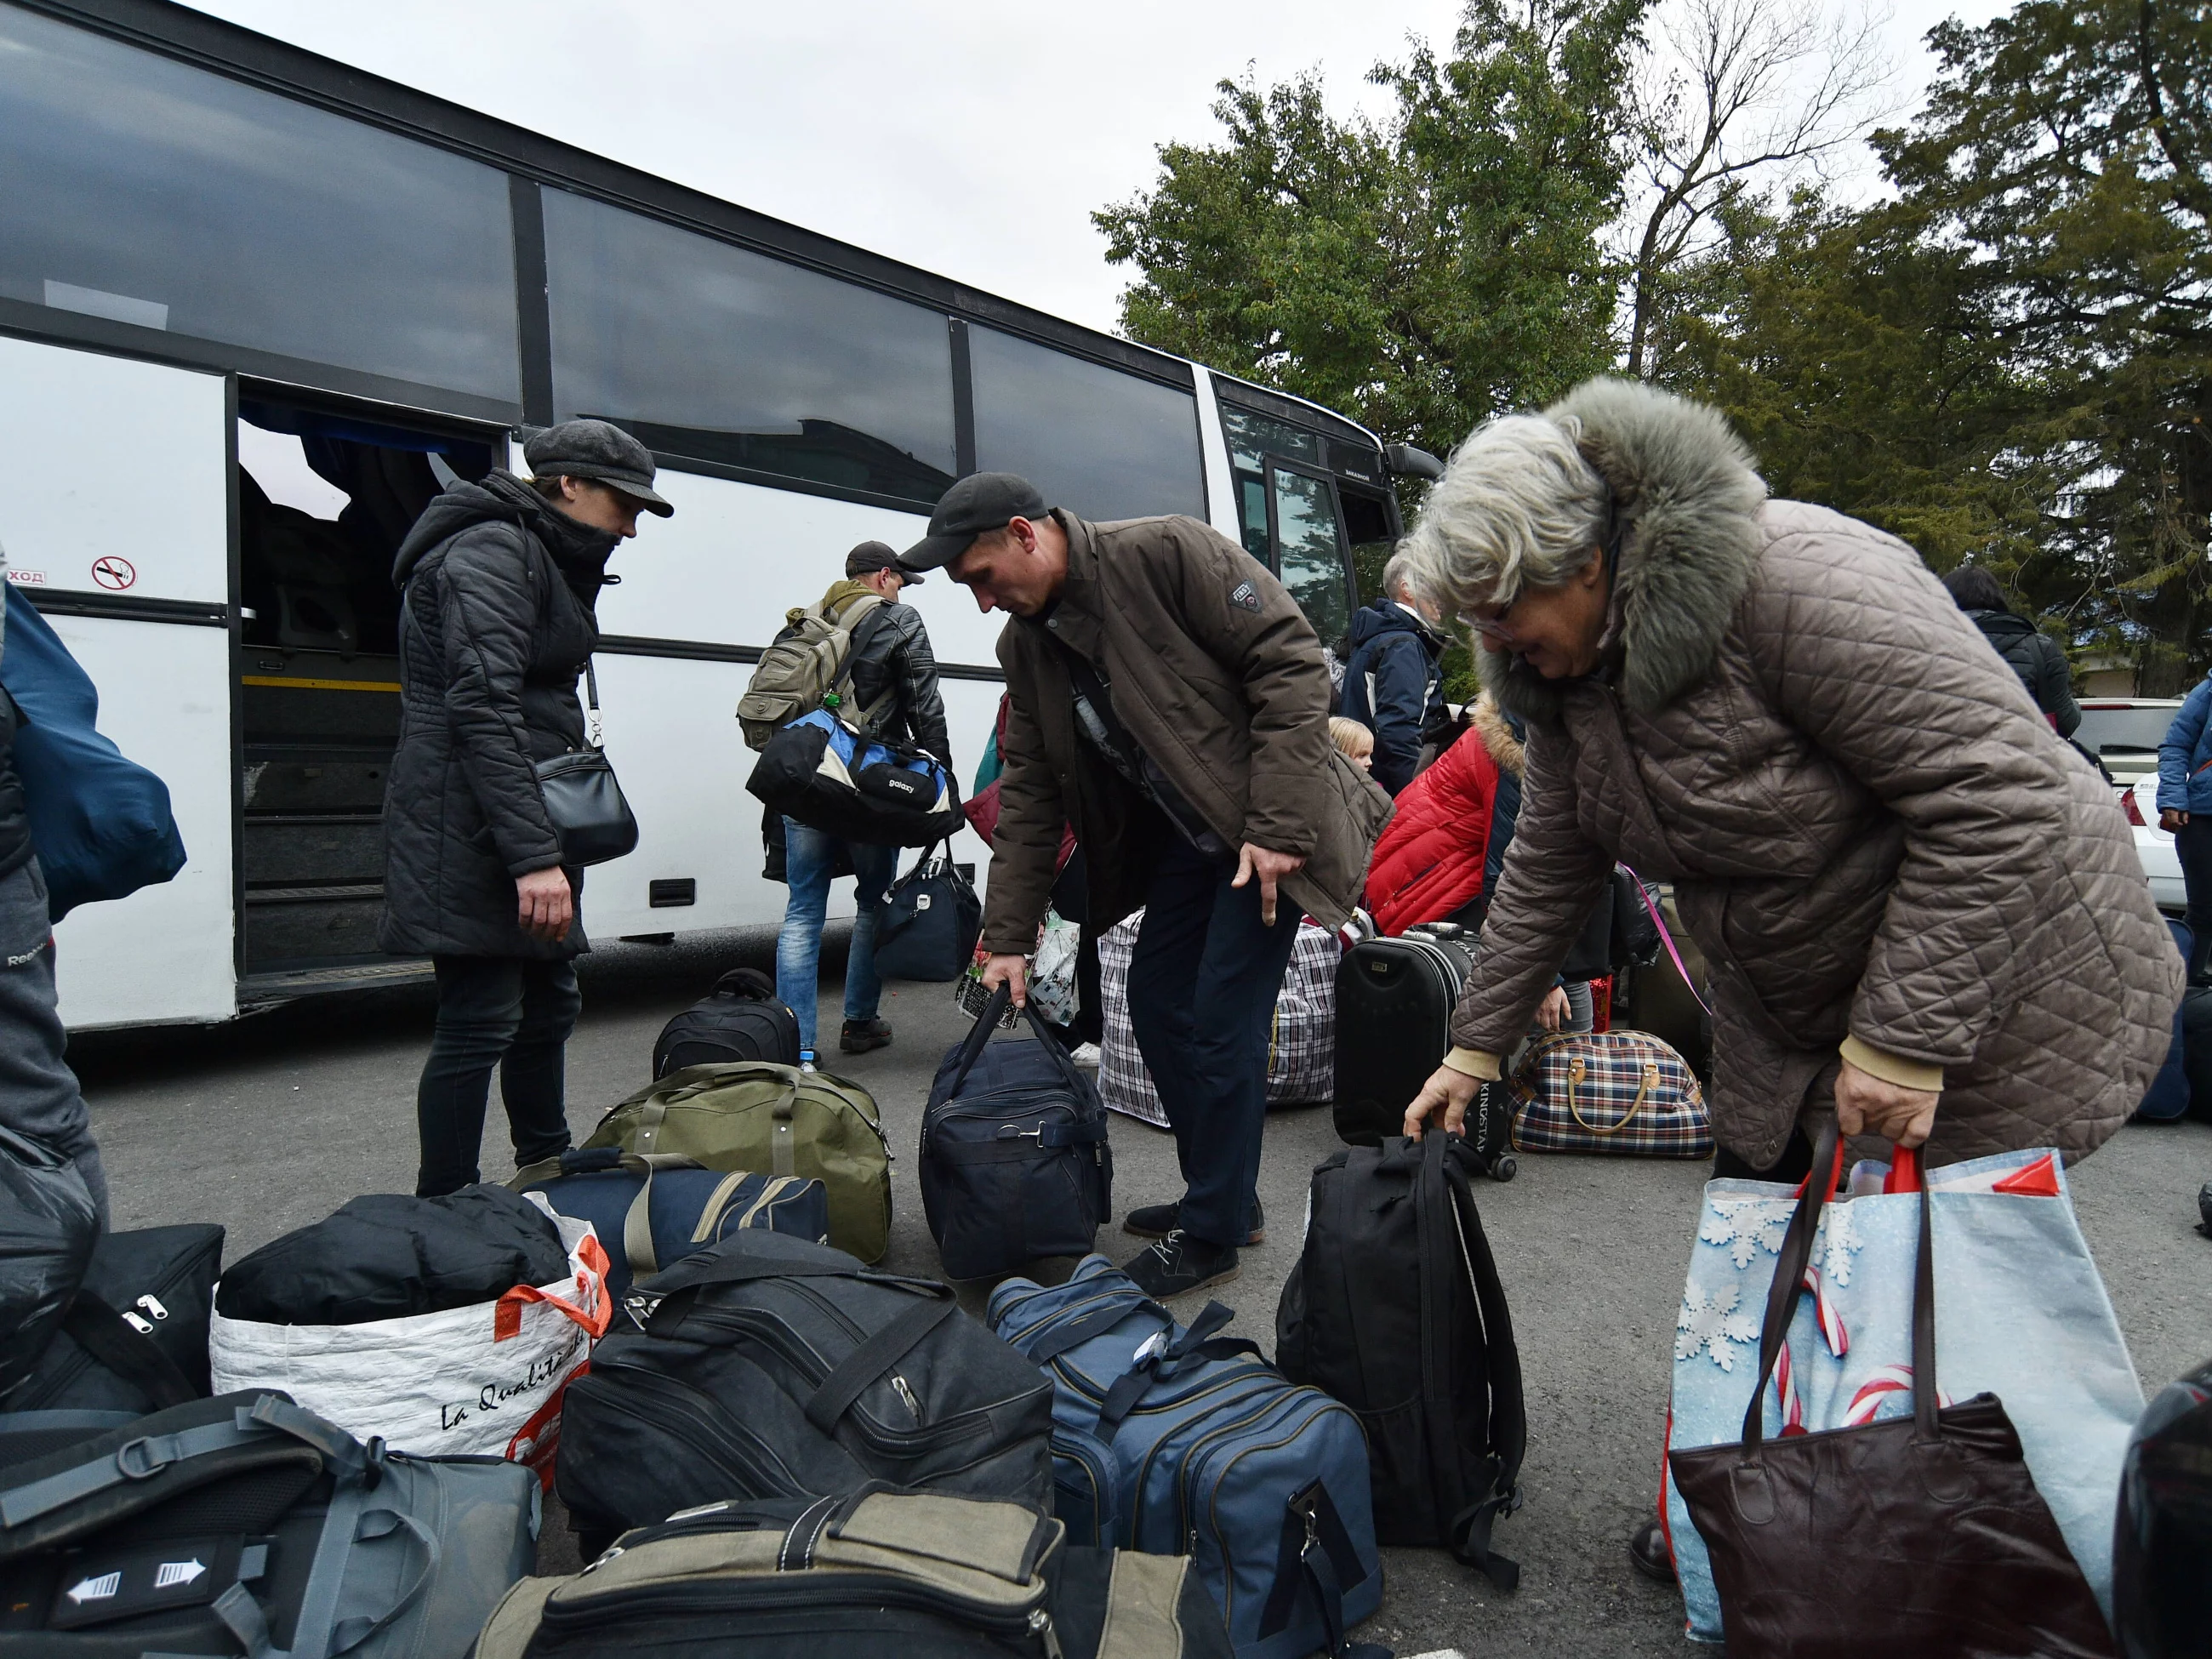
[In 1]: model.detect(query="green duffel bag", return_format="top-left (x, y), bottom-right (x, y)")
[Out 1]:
top-left (584, 1063), bottom-right (891, 1264)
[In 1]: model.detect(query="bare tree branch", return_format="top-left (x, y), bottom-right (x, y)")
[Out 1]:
top-left (1621, 0), bottom-right (1902, 376)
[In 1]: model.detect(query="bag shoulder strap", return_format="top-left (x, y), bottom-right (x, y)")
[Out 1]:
top-left (1430, 1134), bottom-right (1524, 1588)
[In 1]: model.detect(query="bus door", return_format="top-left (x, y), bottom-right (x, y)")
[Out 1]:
top-left (0, 334), bottom-right (235, 1027)
top-left (231, 390), bottom-right (501, 997)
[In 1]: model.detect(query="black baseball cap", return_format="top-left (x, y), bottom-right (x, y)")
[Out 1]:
top-left (899, 472), bottom-right (1049, 572)
top-left (523, 419), bottom-right (674, 516)
top-left (846, 539), bottom-right (921, 584)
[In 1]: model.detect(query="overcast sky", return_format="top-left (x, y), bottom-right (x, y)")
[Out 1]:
top-left (187, 0), bottom-right (2010, 337)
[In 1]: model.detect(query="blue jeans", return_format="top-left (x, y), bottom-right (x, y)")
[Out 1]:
top-left (1125, 835), bottom-right (1303, 1248)
top-left (776, 818), bottom-right (897, 1055)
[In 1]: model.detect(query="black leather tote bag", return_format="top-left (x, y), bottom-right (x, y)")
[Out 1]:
top-left (535, 659), bottom-right (639, 867)
top-left (1668, 1119), bottom-right (2116, 1658)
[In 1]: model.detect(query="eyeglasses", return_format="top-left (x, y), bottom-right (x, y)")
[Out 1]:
top-left (1462, 590), bottom-right (1521, 641)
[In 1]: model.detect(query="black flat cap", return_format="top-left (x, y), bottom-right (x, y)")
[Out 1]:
top-left (900, 472), bottom-right (1047, 572)
top-left (846, 539), bottom-right (921, 584)
top-left (524, 419), bottom-right (674, 516)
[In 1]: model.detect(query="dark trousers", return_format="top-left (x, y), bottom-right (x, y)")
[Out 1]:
top-left (415, 955), bottom-right (582, 1196)
top-left (1125, 836), bottom-right (1303, 1248)
top-left (2177, 818), bottom-right (2212, 978)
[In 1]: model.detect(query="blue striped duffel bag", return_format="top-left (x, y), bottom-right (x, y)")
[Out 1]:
top-left (989, 1254), bottom-right (1382, 1659)
top-left (510, 1149), bottom-right (829, 1295)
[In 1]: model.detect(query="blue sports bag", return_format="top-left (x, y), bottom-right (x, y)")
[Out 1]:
top-left (745, 708), bottom-right (963, 849)
top-left (510, 1149), bottom-right (830, 1296)
top-left (989, 1255), bottom-right (1383, 1659)
top-left (0, 584), bottom-right (185, 921)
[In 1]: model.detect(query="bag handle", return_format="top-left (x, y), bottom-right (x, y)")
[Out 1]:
top-left (1561, 1053), bottom-right (1658, 1137)
top-left (946, 981), bottom-right (1097, 1099)
top-left (713, 966), bottom-right (778, 1002)
top-left (1619, 867), bottom-right (1713, 1021)
top-left (1741, 1121), bottom-right (1939, 1447)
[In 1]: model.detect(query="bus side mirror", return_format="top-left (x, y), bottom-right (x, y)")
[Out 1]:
top-left (1384, 442), bottom-right (1445, 482)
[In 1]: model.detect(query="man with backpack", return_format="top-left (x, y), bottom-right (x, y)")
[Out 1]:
top-left (764, 542), bottom-right (950, 1066)
top-left (901, 474), bottom-right (1389, 1299)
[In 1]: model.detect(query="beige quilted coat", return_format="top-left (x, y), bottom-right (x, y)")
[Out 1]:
top-left (1451, 380), bottom-right (2180, 1167)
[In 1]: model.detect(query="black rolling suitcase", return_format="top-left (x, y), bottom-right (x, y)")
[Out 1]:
top-left (653, 968), bottom-right (801, 1076)
top-left (1333, 923), bottom-right (1514, 1177)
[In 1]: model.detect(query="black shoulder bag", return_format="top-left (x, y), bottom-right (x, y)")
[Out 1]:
top-left (534, 658), bottom-right (639, 867)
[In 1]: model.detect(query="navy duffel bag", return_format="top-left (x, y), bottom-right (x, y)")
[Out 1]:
top-left (511, 1149), bottom-right (829, 1294)
top-left (990, 1255), bottom-right (1383, 1659)
top-left (921, 986), bottom-right (1111, 1280)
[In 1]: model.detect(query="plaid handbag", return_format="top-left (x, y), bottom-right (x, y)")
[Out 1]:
top-left (1508, 1029), bottom-right (1712, 1157)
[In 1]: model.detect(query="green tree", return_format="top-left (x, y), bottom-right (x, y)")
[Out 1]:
top-left (1672, 0), bottom-right (2212, 685)
top-left (1094, 0), bottom-right (1650, 462)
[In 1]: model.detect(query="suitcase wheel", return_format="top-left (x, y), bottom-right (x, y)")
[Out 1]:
top-left (1490, 1154), bottom-right (1518, 1183)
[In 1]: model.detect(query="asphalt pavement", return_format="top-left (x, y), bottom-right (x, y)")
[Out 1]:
top-left (71, 928), bottom-right (2212, 1657)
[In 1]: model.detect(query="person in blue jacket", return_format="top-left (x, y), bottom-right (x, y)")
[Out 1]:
top-left (1337, 550), bottom-right (1450, 795)
top-left (2157, 676), bottom-right (2212, 982)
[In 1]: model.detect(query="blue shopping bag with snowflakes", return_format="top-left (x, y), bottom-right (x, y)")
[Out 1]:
top-left (1662, 1144), bottom-right (2142, 1644)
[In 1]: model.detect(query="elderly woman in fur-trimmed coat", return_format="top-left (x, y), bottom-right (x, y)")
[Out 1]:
top-left (1397, 378), bottom-right (2181, 1576)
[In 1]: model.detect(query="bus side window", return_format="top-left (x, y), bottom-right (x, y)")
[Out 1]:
top-left (1271, 466), bottom-right (1351, 653)
top-left (1339, 485), bottom-right (1398, 606)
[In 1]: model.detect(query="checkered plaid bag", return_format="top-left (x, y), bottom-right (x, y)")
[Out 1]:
top-left (1097, 909), bottom-right (1340, 1125)
top-left (1508, 1029), bottom-right (1712, 1157)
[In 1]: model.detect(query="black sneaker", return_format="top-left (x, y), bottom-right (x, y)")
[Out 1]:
top-left (1124, 1200), bottom-right (1265, 1246)
top-left (1123, 1230), bottom-right (1238, 1300)
top-left (839, 1018), bottom-right (892, 1055)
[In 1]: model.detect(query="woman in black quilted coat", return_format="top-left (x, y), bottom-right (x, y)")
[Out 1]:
top-left (381, 420), bottom-right (670, 1196)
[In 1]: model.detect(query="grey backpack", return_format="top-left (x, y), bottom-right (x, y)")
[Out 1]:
top-left (0, 1391), bottom-right (538, 1657)
top-left (735, 592), bottom-right (888, 750)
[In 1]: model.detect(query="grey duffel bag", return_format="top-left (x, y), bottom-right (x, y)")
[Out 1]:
top-left (0, 1390), bottom-right (537, 1657)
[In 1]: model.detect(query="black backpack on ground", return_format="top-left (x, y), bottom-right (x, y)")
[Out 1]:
top-left (214, 1186), bottom-right (568, 1325)
top-left (653, 967), bottom-right (802, 1076)
top-left (9, 1223), bottom-right (222, 1415)
top-left (556, 1232), bottom-right (1054, 1558)
top-left (921, 987), bottom-right (1113, 1280)
top-left (1276, 1131), bottom-right (1525, 1590)
top-left (474, 1485), bottom-right (1234, 1659)
top-left (0, 1390), bottom-right (538, 1657)
top-left (1332, 925), bottom-right (1514, 1177)
top-left (2114, 1354), bottom-right (2212, 1657)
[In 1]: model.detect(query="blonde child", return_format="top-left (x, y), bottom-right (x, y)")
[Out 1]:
top-left (1329, 716), bottom-right (1374, 772)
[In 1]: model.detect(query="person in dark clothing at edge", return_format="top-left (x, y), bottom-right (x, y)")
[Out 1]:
top-left (902, 473), bottom-right (1390, 1299)
top-left (1337, 548), bottom-right (1451, 794)
top-left (1940, 565), bottom-right (2082, 737)
top-left (0, 539), bottom-right (104, 1221)
top-left (381, 420), bottom-right (670, 1197)
top-left (772, 540), bottom-right (951, 1065)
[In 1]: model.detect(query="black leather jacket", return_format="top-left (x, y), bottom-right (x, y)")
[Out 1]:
top-left (848, 601), bottom-right (952, 767)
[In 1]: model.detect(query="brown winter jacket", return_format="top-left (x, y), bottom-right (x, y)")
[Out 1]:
top-left (1447, 379), bottom-right (2180, 1168)
top-left (982, 511), bottom-right (1391, 953)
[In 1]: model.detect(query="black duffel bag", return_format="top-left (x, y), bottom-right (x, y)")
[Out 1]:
top-left (0, 1126), bottom-right (98, 1400)
top-left (653, 967), bottom-right (802, 1075)
top-left (870, 842), bottom-right (982, 983)
top-left (10, 1223), bottom-right (222, 1414)
top-left (745, 710), bottom-right (963, 849)
top-left (557, 1231), bottom-right (1054, 1558)
top-left (921, 985), bottom-right (1112, 1280)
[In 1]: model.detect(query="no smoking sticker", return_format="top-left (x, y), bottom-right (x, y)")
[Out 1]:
top-left (90, 556), bottom-right (135, 591)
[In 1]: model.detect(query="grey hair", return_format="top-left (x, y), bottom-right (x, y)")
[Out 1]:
top-left (1402, 413), bottom-right (1610, 616)
top-left (1379, 547), bottom-right (1424, 604)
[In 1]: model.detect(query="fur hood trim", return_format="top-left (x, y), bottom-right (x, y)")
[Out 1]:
top-left (1470, 693), bottom-right (1524, 778)
top-left (1480, 379), bottom-right (1767, 727)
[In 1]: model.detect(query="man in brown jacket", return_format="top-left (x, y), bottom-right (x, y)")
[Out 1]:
top-left (902, 473), bottom-right (1389, 1297)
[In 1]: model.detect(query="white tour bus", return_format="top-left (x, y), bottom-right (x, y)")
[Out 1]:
top-left (0, 0), bottom-right (1430, 1029)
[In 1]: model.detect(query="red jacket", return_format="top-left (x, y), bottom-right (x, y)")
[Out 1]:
top-left (1363, 703), bottom-right (1520, 935)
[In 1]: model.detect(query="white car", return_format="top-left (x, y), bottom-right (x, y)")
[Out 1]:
top-left (2124, 775), bottom-right (2186, 914)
